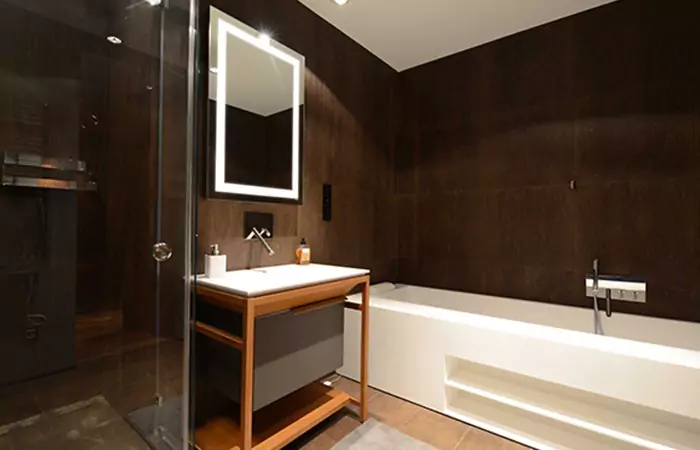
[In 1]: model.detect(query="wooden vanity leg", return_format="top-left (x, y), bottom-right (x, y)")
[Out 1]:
top-left (360, 278), bottom-right (370, 422)
top-left (241, 303), bottom-right (255, 450)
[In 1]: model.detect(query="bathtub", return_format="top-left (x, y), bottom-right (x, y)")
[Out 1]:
top-left (339, 284), bottom-right (700, 450)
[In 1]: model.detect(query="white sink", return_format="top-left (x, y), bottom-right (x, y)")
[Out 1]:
top-left (196, 263), bottom-right (369, 297)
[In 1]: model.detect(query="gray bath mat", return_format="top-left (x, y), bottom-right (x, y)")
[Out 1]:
top-left (0, 395), bottom-right (148, 450)
top-left (332, 419), bottom-right (437, 450)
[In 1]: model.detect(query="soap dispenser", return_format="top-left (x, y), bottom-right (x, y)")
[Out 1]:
top-left (205, 244), bottom-right (226, 278)
top-left (296, 238), bottom-right (311, 265)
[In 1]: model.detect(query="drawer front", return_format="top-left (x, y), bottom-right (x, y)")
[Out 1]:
top-left (198, 299), bottom-right (345, 411)
top-left (253, 299), bottom-right (344, 410)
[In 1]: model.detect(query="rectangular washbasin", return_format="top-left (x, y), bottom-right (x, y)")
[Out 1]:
top-left (196, 263), bottom-right (369, 297)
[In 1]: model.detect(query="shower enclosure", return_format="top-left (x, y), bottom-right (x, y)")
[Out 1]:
top-left (0, 0), bottom-right (196, 448)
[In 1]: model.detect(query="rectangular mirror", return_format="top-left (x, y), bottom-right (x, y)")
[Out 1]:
top-left (208, 7), bottom-right (304, 203)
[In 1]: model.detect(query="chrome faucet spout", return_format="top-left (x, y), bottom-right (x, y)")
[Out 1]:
top-left (245, 227), bottom-right (275, 256)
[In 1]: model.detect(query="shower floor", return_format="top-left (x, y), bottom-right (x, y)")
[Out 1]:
top-left (0, 395), bottom-right (148, 450)
top-left (0, 322), bottom-right (184, 449)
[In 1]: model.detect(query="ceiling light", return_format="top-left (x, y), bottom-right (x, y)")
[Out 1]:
top-left (209, 67), bottom-right (218, 74)
top-left (259, 33), bottom-right (271, 46)
top-left (106, 36), bottom-right (122, 45)
top-left (146, 0), bottom-right (162, 5)
top-left (332, 0), bottom-right (349, 5)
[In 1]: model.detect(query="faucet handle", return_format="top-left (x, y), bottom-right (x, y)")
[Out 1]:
top-left (245, 227), bottom-right (271, 240)
top-left (605, 288), bottom-right (613, 317)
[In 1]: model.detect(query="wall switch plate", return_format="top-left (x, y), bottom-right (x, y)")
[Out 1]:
top-left (244, 211), bottom-right (274, 238)
top-left (323, 183), bottom-right (332, 222)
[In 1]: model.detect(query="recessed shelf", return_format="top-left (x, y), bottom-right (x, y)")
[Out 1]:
top-left (445, 357), bottom-right (700, 450)
top-left (447, 387), bottom-right (643, 450)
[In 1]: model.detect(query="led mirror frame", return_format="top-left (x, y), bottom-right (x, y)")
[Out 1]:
top-left (214, 17), bottom-right (302, 201)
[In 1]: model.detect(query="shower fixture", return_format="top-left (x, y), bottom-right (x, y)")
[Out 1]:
top-left (585, 259), bottom-right (647, 334)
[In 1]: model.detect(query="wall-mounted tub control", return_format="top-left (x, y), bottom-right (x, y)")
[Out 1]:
top-left (585, 275), bottom-right (646, 303)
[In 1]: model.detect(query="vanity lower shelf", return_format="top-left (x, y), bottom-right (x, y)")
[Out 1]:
top-left (195, 383), bottom-right (353, 450)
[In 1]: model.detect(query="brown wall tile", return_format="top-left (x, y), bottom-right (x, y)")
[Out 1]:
top-left (194, 0), bottom-right (700, 323)
top-left (397, 0), bottom-right (700, 322)
top-left (196, 0), bottom-right (398, 282)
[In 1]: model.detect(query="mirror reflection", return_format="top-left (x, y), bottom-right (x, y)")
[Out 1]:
top-left (208, 7), bottom-right (304, 202)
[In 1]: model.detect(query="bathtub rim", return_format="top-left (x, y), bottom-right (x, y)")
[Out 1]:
top-left (347, 284), bottom-right (700, 370)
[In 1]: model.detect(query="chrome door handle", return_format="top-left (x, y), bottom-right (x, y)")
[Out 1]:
top-left (152, 242), bottom-right (173, 262)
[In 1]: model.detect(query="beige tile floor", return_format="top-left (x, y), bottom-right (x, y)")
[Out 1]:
top-left (295, 377), bottom-right (530, 450)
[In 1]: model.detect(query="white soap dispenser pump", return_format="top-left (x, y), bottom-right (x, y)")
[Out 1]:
top-left (204, 244), bottom-right (226, 278)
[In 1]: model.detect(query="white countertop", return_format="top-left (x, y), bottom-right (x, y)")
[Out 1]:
top-left (196, 263), bottom-right (369, 297)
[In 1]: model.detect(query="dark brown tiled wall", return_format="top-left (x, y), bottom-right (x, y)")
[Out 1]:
top-left (197, 0), bottom-right (398, 281)
top-left (397, 0), bottom-right (700, 322)
top-left (0, 0), bottom-right (190, 340)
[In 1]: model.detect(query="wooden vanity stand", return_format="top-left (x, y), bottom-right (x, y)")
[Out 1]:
top-left (193, 274), bottom-right (370, 450)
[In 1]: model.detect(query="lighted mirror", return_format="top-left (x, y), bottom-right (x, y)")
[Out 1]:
top-left (208, 7), bottom-right (304, 203)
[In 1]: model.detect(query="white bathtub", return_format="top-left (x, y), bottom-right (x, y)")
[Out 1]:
top-left (339, 284), bottom-right (700, 450)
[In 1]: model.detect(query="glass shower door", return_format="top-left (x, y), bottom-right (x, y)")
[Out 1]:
top-left (0, 0), bottom-right (196, 448)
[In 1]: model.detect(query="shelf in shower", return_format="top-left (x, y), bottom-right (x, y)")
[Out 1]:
top-left (445, 357), bottom-right (700, 450)
top-left (2, 175), bottom-right (97, 191)
top-left (3, 152), bottom-right (87, 172)
top-left (1, 152), bottom-right (97, 191)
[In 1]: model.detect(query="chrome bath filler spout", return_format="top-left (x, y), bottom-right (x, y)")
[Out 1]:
top-left (246, 227), bottom-right (275, 256)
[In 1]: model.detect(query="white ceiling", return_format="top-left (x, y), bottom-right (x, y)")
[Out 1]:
top-left (297, 0), bottom-right (617, 71)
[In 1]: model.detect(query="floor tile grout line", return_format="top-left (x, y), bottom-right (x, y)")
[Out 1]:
top-left (451, 428), bottom-right (471, 450)
top-left (399, 405), bottom-right (422, 428)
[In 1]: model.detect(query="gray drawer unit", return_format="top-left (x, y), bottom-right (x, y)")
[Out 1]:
top-left (197, 298), bottom-right (345, 411)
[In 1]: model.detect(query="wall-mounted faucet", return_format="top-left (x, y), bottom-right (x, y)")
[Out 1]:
top-left (586, 259), bottom-right (647, 334)
top-left (245, 227), bottom-right (275, 256)
top-left (585, 263), bottom-right (646, 305)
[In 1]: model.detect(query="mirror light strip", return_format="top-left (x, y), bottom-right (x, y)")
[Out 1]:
top-left (215, 18), bottom-right (301, 200)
